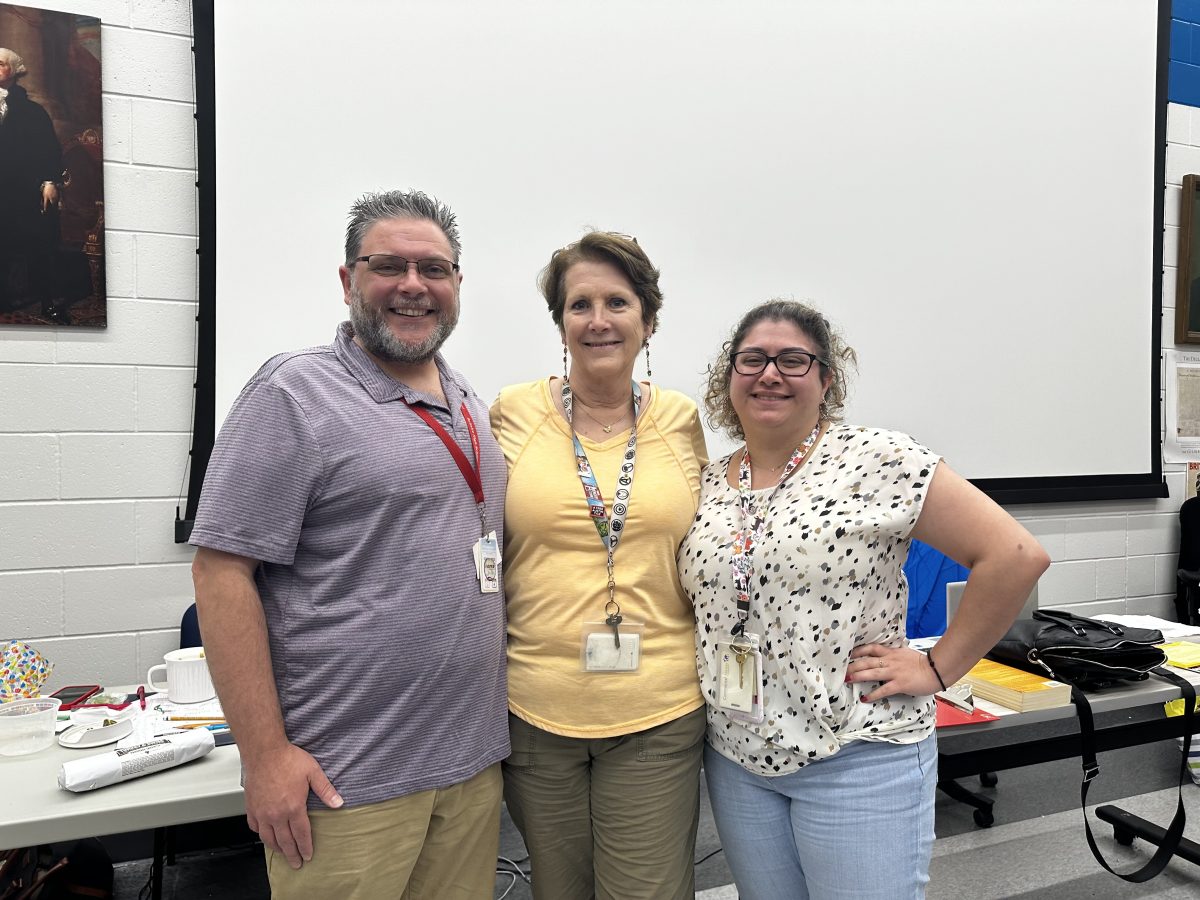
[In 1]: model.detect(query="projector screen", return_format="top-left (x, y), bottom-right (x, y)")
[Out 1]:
top-left (195, 0), bottom-right (1166, 507)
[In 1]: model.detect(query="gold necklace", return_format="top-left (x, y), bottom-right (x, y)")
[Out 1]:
top-left (577, 403), bottom-right (629, 434)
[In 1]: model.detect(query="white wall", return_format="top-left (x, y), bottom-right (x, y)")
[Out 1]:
top-left (0, 1), bottom-right (1186, 692)
top-left (0, 0), bottom-right (198, 691)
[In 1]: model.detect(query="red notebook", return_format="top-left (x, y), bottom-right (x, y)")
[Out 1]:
top-left (935, 697), bottom-right (1000, 727)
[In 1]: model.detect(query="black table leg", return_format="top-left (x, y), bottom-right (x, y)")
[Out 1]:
top-left (150, 826), bottom-right (166, 900)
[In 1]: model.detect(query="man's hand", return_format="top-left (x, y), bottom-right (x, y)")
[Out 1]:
top-left (243, 743), bottom-right (343, 870)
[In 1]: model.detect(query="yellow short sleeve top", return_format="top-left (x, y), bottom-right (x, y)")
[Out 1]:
top-left (491, 378), bottom-right (708, 737)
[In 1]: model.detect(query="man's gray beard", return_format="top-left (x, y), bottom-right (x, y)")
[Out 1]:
top-left (347, 284), bottom-right (458, 365)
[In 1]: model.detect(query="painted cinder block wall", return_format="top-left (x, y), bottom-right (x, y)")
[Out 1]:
top-left (0, 0), bottom-right (1191, 690)
top-left (0, 0), bottom-right (198, 689)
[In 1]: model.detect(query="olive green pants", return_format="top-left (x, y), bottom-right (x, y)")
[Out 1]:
top-left (503, 708), bottom-right (705, 900)
top-left (266, 762), bottom-right (502, 900)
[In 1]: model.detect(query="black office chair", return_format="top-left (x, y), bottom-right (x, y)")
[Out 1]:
top-left (1177, 497), bottom-right (1200, 626)
top-left (179, 603), bottom-right (202, 649)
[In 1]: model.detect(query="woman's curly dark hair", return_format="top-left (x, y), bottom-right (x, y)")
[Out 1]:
top-left (703, 299), bottom-right (857, 440)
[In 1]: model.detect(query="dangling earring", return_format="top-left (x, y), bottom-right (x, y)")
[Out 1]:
top-left (562, 344), bottom-right (569, 380)
top-left (643, 340), bottom-right (652, 379)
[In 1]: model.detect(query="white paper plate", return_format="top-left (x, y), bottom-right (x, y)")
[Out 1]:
top-left (58, 717), bottom-right (134, 748)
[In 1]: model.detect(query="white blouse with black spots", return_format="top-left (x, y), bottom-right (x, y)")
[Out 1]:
top-left (677, 425), bottom-right (941, 776)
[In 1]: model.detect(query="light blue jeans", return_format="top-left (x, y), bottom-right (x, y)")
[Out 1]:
top-left (704, 733), bottom-right (937, 900)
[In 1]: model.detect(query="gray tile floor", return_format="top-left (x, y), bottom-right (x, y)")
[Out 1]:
top-left (108, 741), bottom-right (1196, 899)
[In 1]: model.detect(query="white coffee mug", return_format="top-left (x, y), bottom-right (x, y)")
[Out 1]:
top-left (147, 648), bottom-right (216, 704)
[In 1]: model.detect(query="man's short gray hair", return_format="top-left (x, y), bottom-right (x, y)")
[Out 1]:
top-left (0, 48), bottom-right (28, 80)
top-left (344, 190), bottom-right (461, 265)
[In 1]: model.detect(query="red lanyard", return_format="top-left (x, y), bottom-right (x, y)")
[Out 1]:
top-left (405, 402), bottom-right (487, 527)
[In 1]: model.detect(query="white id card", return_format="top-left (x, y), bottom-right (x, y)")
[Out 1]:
top-left (472, 531), bottom-right (501, 593)
top-left (580, 620), bottom-right (644, 673)
top-left (717, 633), bottom-right (765, 723)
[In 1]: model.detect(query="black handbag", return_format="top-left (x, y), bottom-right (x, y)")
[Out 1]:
top-left (989, 609), bottom-right (1167, 688)
top-left (988, 609), bottom-right (1196, 883)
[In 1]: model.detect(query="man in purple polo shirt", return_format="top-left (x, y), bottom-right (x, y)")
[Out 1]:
top-left (190, 190), bottom-right (508, 899)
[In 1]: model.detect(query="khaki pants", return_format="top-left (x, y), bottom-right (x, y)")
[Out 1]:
top-left (503, 708), bottom-right (705, 900)
top-left (266, 762), bottom-right (503, 900)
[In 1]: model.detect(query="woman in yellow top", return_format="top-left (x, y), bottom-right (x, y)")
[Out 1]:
top-left (490, 232), bottom-right (708, 900)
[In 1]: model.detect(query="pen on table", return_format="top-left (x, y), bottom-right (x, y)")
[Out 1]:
top-left (167, 716), bottom-right (226, 722)
top-left (137, 685), bottom-right (146, 710)
top-left (153, 723), bottom-right (229, 736)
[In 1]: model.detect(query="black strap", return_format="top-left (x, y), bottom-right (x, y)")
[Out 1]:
top-left (1037, 608), bottom-right (1122, 636)
top-left (1073, 666), bottom-right (1196, 882)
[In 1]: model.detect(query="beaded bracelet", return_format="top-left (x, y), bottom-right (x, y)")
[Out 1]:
top-left (926, 649), bottom-right (948, 691)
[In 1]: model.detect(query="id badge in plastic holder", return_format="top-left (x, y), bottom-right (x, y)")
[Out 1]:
top-left (580, 620), bottom-right (644, 673)
top-left (718, 632), bottom-right (765, 723)
top-left (473, 531), bottom-right (501, 593)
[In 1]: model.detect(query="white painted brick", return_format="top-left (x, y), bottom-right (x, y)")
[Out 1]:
top-left (1168, 104), bottom-right (1190, 145)
top-left (136, 233), bottom-right (197, 300)
top-left (104, 231), bottom-right (137, 298)
top-left (0, 436), bottom-right (60, 501)
top-left (1064, 516), bottom-right (1127, 560)
top-left (1162, 310), bottom-right (1177, 358)
top-left (138, 630), bottom-right (182, 678)
top-left (1164, 266), bottom-right (1178, 309)
top-left (1048, 599), bottom-right (1126, 619)
top-left (1125, 594), bottom-right (1177, 619)
top-left (1095, 557), bottom-right (1126, 600)
top-left (1189, 106), bottom-right (1200, 146)
top-left (0, 364), bottom-right (136, 432)
top-left (1165, 184), bottom-right (1183, 227)
top-left (1037, 559), bottom-right (1096, 606)
top-left (131, 98), bottom-right (196, 169)
top-left (1164, 469), bottom-right (1186, 504)
top-left (38, 633), bottom-right (139, 693)
top-left (101, 27), bottom-right (194, 102)
top-left (56, 299), bottom-right (197, 366)
top-left (0, 570), bottom-right (63, 636)
top-left (1155, 554), bottom-right (1180, 595)
top-left (1165, 143), bottom-right (1200, 185)
top-left (1014, 515), bottom-right (1066, 561)
top-left (1127, 555), bottom-right (1156, 596)
top-left (1127, 513), bottom-right (1179, 555)
top-left (1165, 225), bottom-right (1179, 268)
top-left (137, 367), bottom-right (196, 432)
top-left (0, 501), bottom-right (137, 569)
top-left (60, 433), bottom-right (191, 499)
top-left (136, 499), bottom-right (197, 564)
top-left (0, 329), bottom-right (56, 364)
top-left (64, 563), bottom-right (193, 632)
top-left (102, 96), bottom-right (132, 164)
top-left (27, 0), bottom-right (131, 28)
top-left (103, 165), bottom-right (198, 235)
top-left (131, 0), bottom-right (192, 34)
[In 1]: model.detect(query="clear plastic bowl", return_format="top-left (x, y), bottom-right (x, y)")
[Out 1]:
top-left (0, 697), bottom-right (62, 756)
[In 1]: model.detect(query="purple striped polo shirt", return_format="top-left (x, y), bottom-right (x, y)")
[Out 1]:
top-left (191, 322), bottom-right (508, 807)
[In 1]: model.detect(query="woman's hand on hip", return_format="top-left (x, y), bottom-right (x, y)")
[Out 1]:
top-left (846, 643), bottom-right (941, 703)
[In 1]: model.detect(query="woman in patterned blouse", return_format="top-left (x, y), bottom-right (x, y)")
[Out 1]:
top-left (677, 299), bottom-right (1048, 900)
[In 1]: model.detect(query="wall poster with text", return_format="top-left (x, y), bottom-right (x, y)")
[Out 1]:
top-left (0, 2), bottom-right (103, 328)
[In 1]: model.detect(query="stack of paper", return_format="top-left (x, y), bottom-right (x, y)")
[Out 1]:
top-left (1160, 641), bottom-right (1200, 670)
top-left (958, 659), bottom-right (1072, 712)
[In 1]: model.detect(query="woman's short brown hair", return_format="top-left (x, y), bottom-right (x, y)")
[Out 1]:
top-left (703, 299), bottom-right (857, 440)
top-left (538, 232), bottom-right (662, 334)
